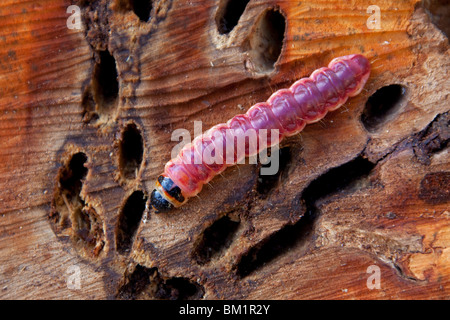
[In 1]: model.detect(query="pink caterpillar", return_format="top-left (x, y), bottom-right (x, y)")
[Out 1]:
top-left (150, 54), bottom-right (371, 212)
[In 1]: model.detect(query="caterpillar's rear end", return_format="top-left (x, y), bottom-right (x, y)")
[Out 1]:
top-left (151, 54), bottom-right (371, 213)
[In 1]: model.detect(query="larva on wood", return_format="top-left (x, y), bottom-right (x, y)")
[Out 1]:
top-left (150, 54), bottom-right (371, 212)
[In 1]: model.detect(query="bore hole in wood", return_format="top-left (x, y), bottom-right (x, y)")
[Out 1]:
top-left (93, 50), bottom-right (119, 118)
top-left (119, 123), bottom-right (144, 180)
top-left (236, 156), bottom-right (375, 278)
top-left (72, 204), bottom-right (105, 257)
top-left (193, 214), bottom-right (240, 265)
top-left (414, 112), bottom-right (450, 165)
top-left (256, 146), bottom-right (292, 197)
top-left (216, 0), bottom-right (250, 34)
top-left (116, 190), bottom-right (147, 254)
top-left (423, 0), bottom-right (450, 38)
top-left (361, 84), bottom-right (407, 132)
top-left (50, 152), bottom-right (88, 228)
top-left (162, 277), bottom-right (204, 300)
top-left (81, 89), bottom-right (98, 123)
top-left (245, 8), bottom-right (286, 74)
top-left (128, 0), bottom-right (153, 22)
top-left (60, 152), bottom-right (88, 193)
top-left (117, 265), bottom-right (205, 300)
top-left (300, 156), bottom-right (376, 205)
top-left (50, 152), bottom-right (105, 257)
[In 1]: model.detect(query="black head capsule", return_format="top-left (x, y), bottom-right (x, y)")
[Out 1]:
top-left (150, 175), bottom-right (186, 213)
top-left (150, 189), bottom-right (174, 213)
top-left (157, 175), bottom-right (185, 204)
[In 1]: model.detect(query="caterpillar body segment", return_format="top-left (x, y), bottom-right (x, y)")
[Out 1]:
top-left (150, 54), bottom-right (371, 212)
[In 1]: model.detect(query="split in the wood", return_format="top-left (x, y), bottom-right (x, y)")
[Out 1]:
top-left (413, 112), bottom-right (449, 165)
top-left (49, 152), bottom-right (105, 258)
top-left (192, 213), bottom-right (241, 265)
top-left (232, 112), bottom-right (449, 278)
top-left (235, 156), bottom-right (376, 278)
top-left (117, 264), bottom-right (204, 300)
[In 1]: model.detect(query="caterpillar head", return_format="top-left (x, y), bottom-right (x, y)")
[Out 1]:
top-left (150, 189), bottom-right (174, 213)
top-left (150, 175), bottom-right (185, 213)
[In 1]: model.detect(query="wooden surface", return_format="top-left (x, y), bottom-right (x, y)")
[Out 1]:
top-left (0, 0), bottom-right (449, 299)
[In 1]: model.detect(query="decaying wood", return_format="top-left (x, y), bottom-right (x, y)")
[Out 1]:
top-left (0, 0), bottom-right (449, 299)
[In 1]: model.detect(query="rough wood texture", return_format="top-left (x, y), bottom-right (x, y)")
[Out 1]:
top-left (0, 0), bottom-right (449, 299)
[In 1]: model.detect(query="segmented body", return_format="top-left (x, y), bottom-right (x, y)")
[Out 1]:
top-left (151, 54), bottom-right (371, 212)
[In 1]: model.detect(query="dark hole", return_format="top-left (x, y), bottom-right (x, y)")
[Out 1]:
top-left (50, 152), bottom-right (88, 224)
top-left (59, 153), bottom-right (88, 193)
top-left (246, 8), bottom-right (286, 73)
top-left (216, 0), bottom-right (250, 34)
top-left (361, 84), bottom-right (406, 132)
top-left (193, 215), bottom-right (240, 265)
top-left (130, 0), bottom-right (153, 22)
top-left (116, 191), bottom-right (147, 254)
top-left (300, 157), bottom-right (375, 205)
top-left (236, 156), bottom-right (375, 278)
top-left (117, 265), bottom-right (204, 300)
top-left (413, 112), bottom-right (450, 165)
top-left (119, 123), bottom-right (144, 180)
top-left (117, 265), bottom-right (153, 299)
top-left (256, 146), bottom-right (292, 197)
top-left (50, 153), bottom-right (105, 256)
top-left (423, 0), bottom-right (450, 38)
top-left (235, 211), bottom-right (316, 278)
top-left (93, 50), bottom-right (119, 116)
top-left (156, 277), bottom-right (204, 300)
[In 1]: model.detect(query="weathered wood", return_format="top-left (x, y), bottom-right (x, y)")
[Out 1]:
top-left (0, 0), bottom-right (449, 299)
